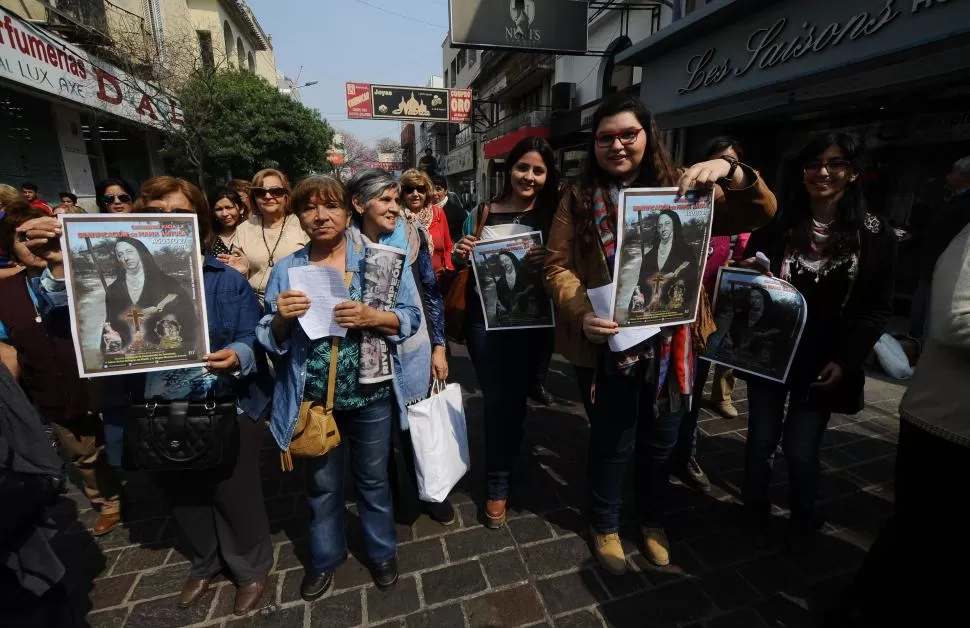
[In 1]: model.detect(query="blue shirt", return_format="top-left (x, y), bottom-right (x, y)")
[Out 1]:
top-left (257, 227), bottom-right (422, 451)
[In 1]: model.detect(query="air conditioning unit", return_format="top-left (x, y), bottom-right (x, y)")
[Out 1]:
top-left (551, 82), bottom-right (577, 112)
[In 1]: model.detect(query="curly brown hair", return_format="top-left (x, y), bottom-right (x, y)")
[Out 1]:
top-left (132, 176), bottom-right (212, 250)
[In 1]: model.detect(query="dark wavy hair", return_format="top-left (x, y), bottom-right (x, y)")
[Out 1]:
top-left (493, 136), bottom-right (560, 236)
top-left (584, 92), bottom-right (679, 190)
top-left (782, 132), bottom-right (867, 257)
top-left (95, 178), bottom-right (136, 212)
top-left (209, 186), bottom-right (247, 234)
top-left (701, 136), bottom-right (745, 162)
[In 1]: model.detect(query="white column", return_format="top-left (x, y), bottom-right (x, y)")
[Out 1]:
top-left (50, 104), bottom-right (98, 212)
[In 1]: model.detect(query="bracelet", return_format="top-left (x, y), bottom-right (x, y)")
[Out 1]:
top-left (718, 155), bottom-right (740, 187)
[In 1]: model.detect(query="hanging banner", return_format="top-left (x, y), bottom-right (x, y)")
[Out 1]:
top-left (449, 0), bottom-right (589, 54)
top-left (346, 82), bottom-right (472, 123)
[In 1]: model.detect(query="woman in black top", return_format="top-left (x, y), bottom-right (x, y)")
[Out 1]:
top-left (741, 132), bottom-right (896, 551)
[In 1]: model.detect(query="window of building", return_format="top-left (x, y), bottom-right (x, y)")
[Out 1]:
top-left (223, 21), bottom-right (233, 66)
top-left (600, 36), bottom-right (634, 98)
top-left (247, 51), bottom-right (256, 72)
top-left (236, 37), bottom-right (245, 69)
top-left (457, 49), bottom-right (467, 73)
top-left (197, 31), bottom-right (214, 72)
top-left (468, 49), bottom-right (477, 66)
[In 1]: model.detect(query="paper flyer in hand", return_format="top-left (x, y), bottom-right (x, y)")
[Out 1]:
top-left (701, 267), bottom-right (808, 383)
top-left (611, 188), bottom-right (714, 329)
top-left (469, 231), bottom-right (555, 331)
top-left (58, 214), bottom-right (210, 378)
top-left (360, 243), bottom-right (406, 384)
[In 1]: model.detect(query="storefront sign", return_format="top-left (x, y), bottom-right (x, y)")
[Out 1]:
top-left (443, 143), bottom-right (475, 176)
top-left (450, 0), bottom-right (589, 54)
top-left (345, 82), bottom-right (472, 123)
top-left (628, 0), bottom-right (969, 116)
top-left (0, 8), bottom-right (181, 129)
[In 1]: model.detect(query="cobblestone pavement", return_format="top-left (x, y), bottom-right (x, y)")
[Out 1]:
top-left (56, 346), bottom-right (904, 628)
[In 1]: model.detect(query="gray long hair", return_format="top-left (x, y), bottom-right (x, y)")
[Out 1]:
top-left (346, 168), bottom-right (399, 210)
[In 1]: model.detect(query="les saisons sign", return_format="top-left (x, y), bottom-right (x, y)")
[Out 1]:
top-left (450, 0), bottom-right (589, 54)
top-left (0, 9), bottom-right (182, 129)
top-left (345, 82), bottom-right (471, 124)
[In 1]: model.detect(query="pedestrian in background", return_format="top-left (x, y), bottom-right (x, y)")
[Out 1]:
top-left (400, 169), bottom-right (454, 279)
top-left (58, 192), bottom-right (78, 211)
top-left (19, 182), bottom-right (51, 214)
top-left (544, 92), bottom-right (776, 573)
top-left (209, 186), bottom-right (249, 257)
top-left (432, 175), bottom-right (468, 251)
top-left (95, 178), bottom-right (135, 214)
top-left (452, 136), bottom-right (560, 528)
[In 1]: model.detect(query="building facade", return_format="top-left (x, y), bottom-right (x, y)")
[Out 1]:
top-left (0, 0), bottom-right (277, 210)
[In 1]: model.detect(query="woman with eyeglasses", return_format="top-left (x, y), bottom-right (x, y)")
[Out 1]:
top-left (544, 93), bottom-right (777, 573)
top-left (232, 168), bottom-right (309, 306)
top-left (739, 132), bottom-right (895, 553)
top-left (451, 136), bottom-right (560, 529)
top-left (400, 169), bottom-right (454, 278)
top-left (95, 178), bottom-right (135, 214)
top-left (209, 186), bottom-right (248, 258)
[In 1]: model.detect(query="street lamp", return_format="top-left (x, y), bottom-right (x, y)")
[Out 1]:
top-left (293, 81), bottom-right (318, 89)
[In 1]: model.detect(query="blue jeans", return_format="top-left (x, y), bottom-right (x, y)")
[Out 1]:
top-left (742, 377), bottom-right (831, 523)
top-left (465, 296), bottom-right (554, 500)
top-left (102, 405), bottom-right (126, 469)
top-left (576, 362), bottom-right (685, 532)
top-left (305, 397), bottom-right (395, 573)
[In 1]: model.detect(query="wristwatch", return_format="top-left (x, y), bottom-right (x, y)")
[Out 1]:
top-left (717, 155), bottom-right (740, 187)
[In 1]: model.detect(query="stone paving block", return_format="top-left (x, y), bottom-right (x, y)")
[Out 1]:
top-left (124, 589), bottom-right (215, 627)
top-left (553, 609), bottom-right (605, 628)
top-left (457, 502), bottom-right (481, 529)
top-left (755, 592), bottom-right (816, 628)
top-left (413, 513), bottom-right (461, 539)
top-left (630, 542), bottom-right (705, 587)
top-left (686, 532), bottom-right (762, 570)
top-left (274, 540), bottom-right (308, 571)
top-left (279, 569), bottom-right (305, 604)
top-left (463, 585), bottom-right (545, 628)
top-left (708, 607), bottom-right (770, 628)
top-left (86, 607), bottom-right (129, 628)
top-left (592, 565), bottom-right (649, 599)
top-left (225, 604), bottom-right (305, 627)
top-left (697, 569), bottom-right (761, 611)
top-left (308, 589), bottom-right (364, 627)
top-left (521, 536), bottom-right (593, 577)
top-left (334, 555), bottom-right (378, 591)
top-left (90, 574), bottom-right (137, 610)
top-left (480, 549), bottom-right (529, 587)
top-left (110, 544), bottom-right (170, 575)
top-left (129, 565), bottom-right (190, 601)
top-left (542, 508), bottom-right (585, 538)
top-left (536, 570), bottom-right (608, 615)
top-left (445, 526), bottom-right (515, 561)
top-left (508, 516), bottom-right (554, 544)
top-left (737, 553), bottom-right (807, 598)
top-left (404, 603), bottom-right (466, 628)
top-left (98, 519), bottom-right (167, 550)
top-left (598, 580), bottom-right (714, 628)
top-left (421, 561), bottom-right (488, 605)
top-left (366, 576), bottom-right (421, 622)
top-left (397, 538), bottom-right (446, 574)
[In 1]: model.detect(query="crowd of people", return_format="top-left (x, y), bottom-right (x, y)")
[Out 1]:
top-left (1, 90), bottom-right (968, 626)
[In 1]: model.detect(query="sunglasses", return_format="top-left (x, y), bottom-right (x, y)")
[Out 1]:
top-left (803, 159), bottom-right (852, 174)
top-left (402, 185), bottom-right (427, 195)
top-left (595, 127), bottom-right (643, 148)
top-left (252, 186), bottom-right (288, 199)
top-left (102, 194), bottom-right (132, 204)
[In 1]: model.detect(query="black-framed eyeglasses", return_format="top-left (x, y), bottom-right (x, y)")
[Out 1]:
top-left (595, 127), bottom-right (643, 148)
top-left (102, 194), bottom-right (132, 204)
top-left (252, 186), bottom-right (288, 199)
top-left (803, 159), bottom-right (852, 174)
top-left (402, 185), bottom-right (427, 195)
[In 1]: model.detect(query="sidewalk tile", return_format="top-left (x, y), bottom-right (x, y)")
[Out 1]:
top-left (421, 561), bottom-right (487, 605)
top-left (480, 549), bottom-right (529, 587)
top-left (445, 526), bottom-right (514, 561)
top-left (536, 570), bottom-right (607, 615)
top-left (404, 603), bottom-right (465, 628)
top-left (308, 590), bottom-right (363, 627)
top-left (366, 576), bottom-right (420, 622)
top-left (464, 585), bottom-right (545, 628)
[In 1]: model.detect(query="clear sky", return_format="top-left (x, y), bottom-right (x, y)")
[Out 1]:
top-left (248, 0), bottom-right (450, 145)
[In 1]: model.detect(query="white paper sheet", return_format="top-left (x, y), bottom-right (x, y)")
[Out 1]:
top-left (287, 266), bottom-right (350, 340)
top-left (587, 285), bottom-right (660, 352)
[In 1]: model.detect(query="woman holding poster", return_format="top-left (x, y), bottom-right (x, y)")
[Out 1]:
top-left (544, 92), bottom-right (777, 573)
top-left (452, 136), bottom-right (560, 529)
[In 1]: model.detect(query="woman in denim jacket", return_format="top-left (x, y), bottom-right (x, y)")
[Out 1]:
top-left (256, 176), bottom-right (421, 600)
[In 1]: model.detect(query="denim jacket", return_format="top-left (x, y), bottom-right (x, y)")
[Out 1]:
top-left (257, 226), bottom-right (422, 450)
top-left (34, 257), bottom-right (274, 420)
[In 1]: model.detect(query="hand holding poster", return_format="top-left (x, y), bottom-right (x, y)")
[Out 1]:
top-left (701, 267), bottom-right (808, 383)
top-left (59, 214), bottom-right (209, 378)
top-left (470, 231), bottom-right (555, 331)
top-left (611, 188), bottom-right (714, 328)
top-left (360, 243), bottom-right (406, 384)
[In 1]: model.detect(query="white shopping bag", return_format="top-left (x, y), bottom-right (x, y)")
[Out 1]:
top-left (407, 381), bottom-right (470, 503)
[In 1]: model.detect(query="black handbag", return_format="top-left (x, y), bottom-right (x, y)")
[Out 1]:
top-left (124, 397), bottom-right (238, 472)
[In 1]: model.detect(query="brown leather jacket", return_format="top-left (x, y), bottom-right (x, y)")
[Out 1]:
top-left (544, 166), bottom-right (778, 368)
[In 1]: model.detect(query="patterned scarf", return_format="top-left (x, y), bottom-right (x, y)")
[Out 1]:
top-left (592, 186), bottom-right (618, 271)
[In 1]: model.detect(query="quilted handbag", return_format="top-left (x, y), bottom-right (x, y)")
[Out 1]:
top-left (124, 397), bottom-right (238, 472)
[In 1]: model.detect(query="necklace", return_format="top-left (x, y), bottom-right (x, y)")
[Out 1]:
top-left (25, 275), bottom-right (41, 323)
top-left (261, 215), bottom-right (287, 267)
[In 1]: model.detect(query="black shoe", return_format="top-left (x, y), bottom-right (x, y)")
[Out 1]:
top-left (672, 458), bottom-right (711, 494)
top-left (529, 384), bottom-right (554, 406)
top-left (300, 570), bottom-right (333, 601)
top-left (424, 499), bottom-right (456, 526)
top-left (371, 559), bottom-right (399, 590)
top-left (738, 503), bottom-right (772, 549)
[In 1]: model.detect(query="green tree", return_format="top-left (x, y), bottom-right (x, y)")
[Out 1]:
top-left (162, 69), bottom-right (334, 188)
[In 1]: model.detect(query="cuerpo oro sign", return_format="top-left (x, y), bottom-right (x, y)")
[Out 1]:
top-left (634, 0), bottom-right (968, 115)
top-left (0, 8), bottom-right (182, 128)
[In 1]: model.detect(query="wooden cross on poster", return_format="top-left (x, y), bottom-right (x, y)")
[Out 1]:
top-left (124, 308), bottom-right (146, 332)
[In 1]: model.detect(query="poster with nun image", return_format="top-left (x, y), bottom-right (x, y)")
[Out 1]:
top-left (611, 188), bottom-right (714, 328)
top-left (701, 267), bottom-right (808, 383)
top-left (59, 214), bottom-right (210, 378)
top-left (470, 231), bottom-right (555, 331)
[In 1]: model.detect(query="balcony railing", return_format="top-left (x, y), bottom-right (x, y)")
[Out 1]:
top-left (43, 0), bottom-right (155, 68)
top-left (484, 108), bottom-right (551, 142)
top-left (44, 0), bottom-right (109, 43)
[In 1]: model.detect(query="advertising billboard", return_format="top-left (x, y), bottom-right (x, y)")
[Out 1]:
top-left (346, 82), bottom-right (472, 124)
top-left (449, 0), bottom-right (589, 54)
